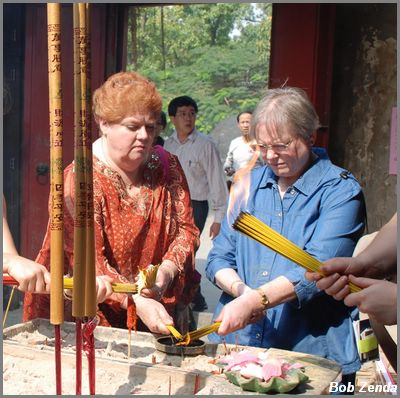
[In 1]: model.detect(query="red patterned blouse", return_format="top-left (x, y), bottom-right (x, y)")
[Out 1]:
top-left (23, 148), bottom-right (200, 329)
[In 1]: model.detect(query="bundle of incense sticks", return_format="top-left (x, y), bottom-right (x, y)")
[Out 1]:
top-left (167, 322), bottom-right (222, 346)
top-left (2, 274), bottom-right (138, 294)
top-left (184, 321), bottom-right (221, 342)
top-left (233, 212), bottom-right (361, 293)
top-left (166, 325), bottom-right (183, 340)
top-left (64, 278), bottom-right (137, 293)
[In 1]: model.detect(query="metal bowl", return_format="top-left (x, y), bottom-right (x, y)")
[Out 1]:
top-left (155, 336), bottom-right (206, 356)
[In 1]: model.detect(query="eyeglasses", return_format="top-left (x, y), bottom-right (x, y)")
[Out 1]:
top-left (255, 139), bottom-right (294, 153)
top-left (175, 111), bottom-right (196, 119)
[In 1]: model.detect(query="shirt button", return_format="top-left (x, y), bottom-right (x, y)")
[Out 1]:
top-left (291, 189), bottom-right (296, 195)
top-left (262, 271), bottom-right (268, 276)
top-left (277, 212), bottom-right (282, 217)
top-left (256, 333), bottom-right (262, 339)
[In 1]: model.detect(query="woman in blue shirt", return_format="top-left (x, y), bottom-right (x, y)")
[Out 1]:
top-left (206, 87), bottom-right (365, 391)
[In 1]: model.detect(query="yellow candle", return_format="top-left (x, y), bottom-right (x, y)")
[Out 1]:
top-left (72, 3), bottom-right (87, 317)
top-left (47, 2), bottom-right (64, 326)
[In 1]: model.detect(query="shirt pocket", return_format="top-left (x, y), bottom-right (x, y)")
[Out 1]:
top-left (186, 160), bottom-right (203, 179)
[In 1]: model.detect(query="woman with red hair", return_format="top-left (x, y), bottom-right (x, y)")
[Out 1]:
top-left (24, 72), bottom-right (200, 335)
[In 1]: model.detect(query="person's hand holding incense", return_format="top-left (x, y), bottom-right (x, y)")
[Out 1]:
top-left (133, 294), bottom-right (174, 334)
top-left (306, 256), bottom-right (388, 284)
top-left (307, 213), bottom-right (397, 292)
top-left (140, 261), bottom-right (178, 301)
top-left (3, 198), bottom-right (50, 294)
top-left (343, 276), bottom-right (397, 325)
top-left (214, 275), bottom-right (297, 335)
top-left (95, 275), bottom-right (114, 303)
top-left (215, 289), bottom-right (267, 335)
top-left (306, 253), bottom-right (396, 301)
top-left (305, 263), bottom-right (352, 301)
top-left (4, 254), bottom-right (51, 293)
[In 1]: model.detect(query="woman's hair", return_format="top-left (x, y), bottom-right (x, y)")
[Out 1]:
top-left (92, 71), bottom-right (162, 124)
top-left (251, 87), bottom-right (320, 141)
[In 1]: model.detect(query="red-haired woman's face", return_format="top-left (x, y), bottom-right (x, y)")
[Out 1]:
top-left (100, 113), bottom-right (157, 173)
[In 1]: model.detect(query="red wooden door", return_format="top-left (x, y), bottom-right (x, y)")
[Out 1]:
top-left (269, 4), bottom-right (336, 148)
top-left (20, 4), bottom-right (108, 260)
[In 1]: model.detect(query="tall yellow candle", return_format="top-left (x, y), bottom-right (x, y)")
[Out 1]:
top-left (72, 3), bottom-right (87, 317)
top-left (47, 2), bottom-right (64, 326)
top-left (82, 3), bottom-right (97, 317)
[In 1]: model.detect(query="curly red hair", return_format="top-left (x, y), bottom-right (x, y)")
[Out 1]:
top-left (92, 71), bottom-right (162, 125)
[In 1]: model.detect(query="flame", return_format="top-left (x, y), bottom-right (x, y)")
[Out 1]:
top-left (227, 146), bottom-right (262, 226)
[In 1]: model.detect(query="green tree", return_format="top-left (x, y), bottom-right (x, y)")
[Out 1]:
top-left (127, 3), bottom-right (272, 135)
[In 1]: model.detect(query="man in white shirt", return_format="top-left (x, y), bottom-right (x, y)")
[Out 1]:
top-left (165, 96), bottom-right (228, 311)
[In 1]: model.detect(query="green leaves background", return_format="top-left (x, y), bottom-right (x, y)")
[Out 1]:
top-left (127, 3), bottom-right (272, 135)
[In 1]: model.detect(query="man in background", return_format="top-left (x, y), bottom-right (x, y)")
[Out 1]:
top-left (224, 110), bottom-right (263, 190)
top-left (165, 96), bottom-right (228, 311)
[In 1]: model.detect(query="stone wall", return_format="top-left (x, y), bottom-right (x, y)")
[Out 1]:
top-left (328, 3), bottom-right (397, 232)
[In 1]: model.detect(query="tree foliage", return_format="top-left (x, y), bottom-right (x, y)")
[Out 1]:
top-left (127, 3), bottom-right (272, 135)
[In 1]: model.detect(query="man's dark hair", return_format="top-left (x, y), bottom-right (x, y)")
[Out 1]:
top-left (168, 96), bottom-right (198, 116)
top-left (236, 110), bottom-right (253, 122)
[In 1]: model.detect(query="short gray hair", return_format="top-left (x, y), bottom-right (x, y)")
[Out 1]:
top-left (250, 87), bottom-right (320, 141)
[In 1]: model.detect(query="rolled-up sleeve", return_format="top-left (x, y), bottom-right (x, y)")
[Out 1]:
top-left (206, 215), bottom-right (237, 283)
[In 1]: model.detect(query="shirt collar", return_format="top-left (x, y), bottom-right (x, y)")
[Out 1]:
top-left (171, 128), bottom-right (198, 144)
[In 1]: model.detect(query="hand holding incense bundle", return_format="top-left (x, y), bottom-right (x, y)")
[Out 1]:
top-left (4, 265), bottom-right (162, 299)
top-left (232, 212), bottom-right (361, 294)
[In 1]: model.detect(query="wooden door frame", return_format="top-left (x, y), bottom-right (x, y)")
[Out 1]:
top-left (269, 3), bottom-right (336, 148)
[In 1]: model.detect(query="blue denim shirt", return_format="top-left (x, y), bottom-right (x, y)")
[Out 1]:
top-left (206, 148), bottom-right (365, 375)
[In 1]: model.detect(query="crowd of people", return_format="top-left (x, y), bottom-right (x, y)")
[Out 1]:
top-left (3, 71), bottom-right (396, 393)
